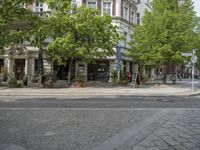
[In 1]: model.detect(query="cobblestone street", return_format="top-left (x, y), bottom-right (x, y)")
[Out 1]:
top-left (0, 96), bottom-right (200, 150)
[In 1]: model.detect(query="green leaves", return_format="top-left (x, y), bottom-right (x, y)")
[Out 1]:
top-left (0, 0), bottom-right (37, 50)
top-left (129, 0), bottom-right (199, 67)
top-left (46, 5), bottom-right (120, 64)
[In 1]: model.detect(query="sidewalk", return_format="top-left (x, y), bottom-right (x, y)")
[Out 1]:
top-left (0, 81), bottom-right (199, 98)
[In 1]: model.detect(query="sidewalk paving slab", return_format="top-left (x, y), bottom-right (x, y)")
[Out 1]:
top-left (0, 85), bottom-right (200, 98)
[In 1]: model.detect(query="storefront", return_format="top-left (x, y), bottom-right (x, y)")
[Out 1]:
top-left (87, 60), bottom-right (110, 81)
top-left (53, 60), bottom-right (75, 80)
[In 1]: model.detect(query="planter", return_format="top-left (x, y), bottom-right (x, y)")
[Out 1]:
top-left (119, 80), bottom-right (128, 86)
top-left (75, 81), bottom-right (84, 87)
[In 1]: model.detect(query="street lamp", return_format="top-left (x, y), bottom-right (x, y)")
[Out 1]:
top-left (182, 50), bottom-right (197, 91)
top-left (192, 49), bottom-right (197, 91)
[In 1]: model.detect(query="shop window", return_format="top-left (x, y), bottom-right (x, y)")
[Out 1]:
top-left (78, 64), bottom-right (85, 74)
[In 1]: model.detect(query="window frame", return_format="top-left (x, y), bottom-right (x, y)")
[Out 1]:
top-left (35, 2), bottom-right (44, 16)
top-left (136, 13), bottom-right (140, 25)
top-left (102, 1), bottom-right (112, 16)
top-left (130, 11), bottom-right (134, 23)
top-left (123, 6), bottom-right (128, 20)
top-left (87, 1), bottom-right (97, 9)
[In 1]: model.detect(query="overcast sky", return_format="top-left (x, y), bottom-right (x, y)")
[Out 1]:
top-left (193, 0), bottom-right (200, 16)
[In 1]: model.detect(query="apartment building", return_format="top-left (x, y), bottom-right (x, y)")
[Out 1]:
top-left (0, 0), bottom-right (142, 82)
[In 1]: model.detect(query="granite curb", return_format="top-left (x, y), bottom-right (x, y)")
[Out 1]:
top-left (0, 89), bottom-right (199, 98)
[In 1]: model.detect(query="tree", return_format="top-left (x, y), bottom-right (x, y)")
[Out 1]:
top-left (46, 2), bottom-right (120, 84)
top-left (194, 17), bottom-right (200, 70)
top-left (0, 0), bottom-right (36, 50)
top-left (129, 0), bottom-right (199, 82)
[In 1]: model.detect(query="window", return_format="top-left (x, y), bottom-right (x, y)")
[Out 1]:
top-left (35, 2), bottom-right (43, 16)
top-left (103, 2), bottom-right (111, 16)
top-left (88, 1), bottom-right (96, 9)
top-left (124, 7), bottom-right (128, 20)
top-left (130, 11), bottom-right (134, 23)
top-left (124, 32), bottom-right (127, 48)
top-left (137, 13), bottom-right (140, 25)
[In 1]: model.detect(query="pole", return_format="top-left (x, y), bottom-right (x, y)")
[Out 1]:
top-left (192, 49), bottom-right (195, 91)
top-left (116, 44), bottom-right (121, 81)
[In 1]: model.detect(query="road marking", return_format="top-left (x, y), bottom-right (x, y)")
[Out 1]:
top-left (0, 108), bottom-right (164, 110)
top-left (0, 108), bottom-right (200, 110)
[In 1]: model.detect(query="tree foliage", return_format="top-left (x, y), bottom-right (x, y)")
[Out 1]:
top-left (46, 5), bottom-right (120, 65)
top-left (0, 0), bottom-right (37, 50)
top-left (29, 0), bottom-right (120, 84)
top-left (129, 0), bottom-right (199, 67)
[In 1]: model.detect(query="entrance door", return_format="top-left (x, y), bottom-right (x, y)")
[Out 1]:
top-left (15, 59), bottom-right (25, 80)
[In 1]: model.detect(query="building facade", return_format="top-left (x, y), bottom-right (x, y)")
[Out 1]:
top-left (1, 0), bottom-right (142, 83)
top-left (3, 1), bottom-right (174, 83)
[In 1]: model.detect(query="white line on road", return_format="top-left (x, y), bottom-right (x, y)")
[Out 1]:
top-left (0, 108), bottom-right (200, 110)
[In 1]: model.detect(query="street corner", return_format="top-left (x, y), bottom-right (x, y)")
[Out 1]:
top-left (175, 90), bottom-right (200, 97)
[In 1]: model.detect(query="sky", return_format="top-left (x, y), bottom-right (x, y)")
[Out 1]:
top-left (193, 0), bottom-right (200, 16)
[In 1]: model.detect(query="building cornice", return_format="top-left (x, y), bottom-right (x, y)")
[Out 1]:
top-left (112, 16), bottom-right (135, 27)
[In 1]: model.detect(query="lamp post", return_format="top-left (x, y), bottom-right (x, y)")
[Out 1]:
top-left (182, 50), bottom-right (197, 91)
top-left (192, 49), bottom-right (195, 91)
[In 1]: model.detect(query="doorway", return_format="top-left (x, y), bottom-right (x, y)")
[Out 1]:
top-left (15, 59), bottom-right (25, 80)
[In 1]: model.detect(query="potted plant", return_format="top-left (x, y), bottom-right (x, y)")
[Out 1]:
top-left (8, 74), bottom-right (17, 87)
top-left (23, 75), bottom-right (28, 86)
top-left (75, 74), bottom-right (85, 87)
top-left (118, 72), bottom-right (128, 85)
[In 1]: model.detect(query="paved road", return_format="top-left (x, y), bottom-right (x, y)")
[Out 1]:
top-left (0, 96), bottom-right (200, 150)
top-left (0, 96), bottom-right (200, 108)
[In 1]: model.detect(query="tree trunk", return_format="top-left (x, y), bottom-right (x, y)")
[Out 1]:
top-left (163, 64), bottom-right (167, 84)
top-left (38, 47), bottom-right (44, 84)
top-left (68, 59), bottom-right (73, 85)
top-left (51, 57), bottom-right (54, 80)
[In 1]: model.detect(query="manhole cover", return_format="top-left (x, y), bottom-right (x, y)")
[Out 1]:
top-left (157, 99), bottom-right (173, 102)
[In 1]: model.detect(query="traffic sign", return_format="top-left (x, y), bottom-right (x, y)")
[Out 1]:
top-left (192, 55), bottom-right (197, 63)
top-left (182, 53), bottom-right (192, 57)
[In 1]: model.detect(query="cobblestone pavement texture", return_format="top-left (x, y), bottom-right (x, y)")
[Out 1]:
top-left (117, 109), bottom-right (200, 150)
top-left (0, 108), bottom-right (200, 150)
top-left (0, 109), bottom-right (157, 150)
